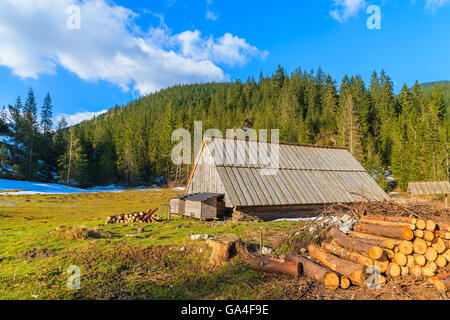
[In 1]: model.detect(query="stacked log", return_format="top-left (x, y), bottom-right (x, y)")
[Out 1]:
top-left (350, 215), bottom-right (450, 283)
top-left (105, 208), bottom-right (160, 224)
top-left (285, 253), bottom-right (341, 289)
top-left (247, 213), bottom-right (449, 292)
top-left (307, 243), bottom-right (368, 285)
top-left (298, 217), bottom-right (448, 290)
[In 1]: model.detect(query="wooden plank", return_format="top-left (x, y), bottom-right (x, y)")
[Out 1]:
top-left (291, 146), bottom-right (315, 170)
top-left (247, 168), bottom-right (271, 205)
top-left (236, 167), bottom-right (262, 205)
top-left (314, 147), bottom-right (334, 171)
top-left (328, 148), bottom-right (347, 171)
top-left (329, 171), bottom-right (354, 203)
top-left (213, 166), bottom-right (233, 207)
top-left (255, 168), bottom-right (282, 205)
top-left (263, 169), bottom-right (289, 205)
top-left (301, 147), bottom-right (320, 170)
top-left (216, 166), bottom-right (242, 207)
top-left (230, 167), bottom-right (255, 206)
top-left (271, 143), bottom-right (286, 169)
top-left (309, 147), bottom-right (327, 170)
top-left (278, 170), bottom-right (308, 204)
top-left (315, 171), bottom-right (341, 203)
top-left (272, 170), bottom-right (297, 204)
top-left (284, 145), bottom-right (303, 169)
top-left (292, 170), bottom-right (321, 204)
top-left (185, 140), bottom-right (206, 194)
top-left (247, 140), bottom-right (259, 168)
top-left (300, 170), bottom-right (328, 203)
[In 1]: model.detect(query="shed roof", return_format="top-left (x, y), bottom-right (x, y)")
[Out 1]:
top-left (172, 193), bottom-right (224, 202)
top-left (186, 137), bottom-right (388, 207)
top-left (407, 181), bottom-right (450, 195)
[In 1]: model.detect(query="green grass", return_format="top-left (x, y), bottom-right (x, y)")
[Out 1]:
top-left (0, 190), bottom-right (306, 300)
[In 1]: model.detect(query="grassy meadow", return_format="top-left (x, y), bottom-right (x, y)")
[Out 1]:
top-left (0, 189), bottom-right (305, 300)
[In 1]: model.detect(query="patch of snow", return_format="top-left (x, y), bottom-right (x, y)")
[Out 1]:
top-left (0, 179), bottom-right (85, 194)
top-left (273, 216), bottom-right (324, 222)
top-left (0, 135), bottom-right (13, 144)
top-left (86, 184), bottom-right (124, 191)
top-left (172, 187), bottom-right (185, 191)
top-left (191, 234), bottom-right (213, 240)
top-left (0, 179), bottom-right (164, 195)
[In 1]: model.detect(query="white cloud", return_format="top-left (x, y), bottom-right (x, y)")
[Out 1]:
top-left (330, 0), bottom-right (366, 22)
top-left (205, 0), bottom-right (218, 21)
top-left (425, 0), bottom-right (450, 11)
top-left (177, 31), bottom-right (268, 67)
top-left (0, 0), bottom-right (267, 95)
top-left (206, 10), bottom-right (218, 21)
top-left (55, 110), bottom-right (108, 127)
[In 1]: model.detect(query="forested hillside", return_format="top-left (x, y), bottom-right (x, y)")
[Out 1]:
top-left (1, 66), bottom-right (448, 190)
top-left (421, 81), bottom-right (450, 108)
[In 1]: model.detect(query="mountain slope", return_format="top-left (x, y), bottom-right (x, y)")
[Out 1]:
top-left (420, 81), bottom-right (450, 106)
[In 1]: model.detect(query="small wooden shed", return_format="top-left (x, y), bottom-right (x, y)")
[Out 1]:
top-left (407, 181), bottom-right (450, 205)
top-left (169, 194), bottom-right (190, 215)
top-left (170, 193), bottom-right (227, 220)
top-left (184, 193), bottom-right (225, 220)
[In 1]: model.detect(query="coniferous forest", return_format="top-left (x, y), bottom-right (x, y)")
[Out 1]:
top-left (1, 66), bottom-right (449, 191)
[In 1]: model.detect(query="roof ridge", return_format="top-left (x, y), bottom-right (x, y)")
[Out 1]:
top-left (203, 136), bottom-right (348, 150)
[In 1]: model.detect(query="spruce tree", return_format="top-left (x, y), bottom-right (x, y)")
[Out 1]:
top-left (23, 88), bottom-right (38, 179)
top-left (58, 127), bottom-right (88, 185)
top-left (41, 93), bottom-right (53, 135)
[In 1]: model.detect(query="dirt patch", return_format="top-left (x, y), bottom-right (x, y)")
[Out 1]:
top-left (51, 225), bottom-right (111, 240)
top-left (18, 248), bottom-right (55, 261)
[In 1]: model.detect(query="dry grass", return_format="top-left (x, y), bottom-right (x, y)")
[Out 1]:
top-left (50, 226), bottom-right (111, 241)
top-left (0, 190), bottom-right (448, 300)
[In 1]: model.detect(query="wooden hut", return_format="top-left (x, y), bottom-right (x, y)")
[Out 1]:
top-left (183, 193), bottom-right (226, 220)
top-left (184, 137), bottom-right (388, 220)
top-left (169, 194), bottom-right (189, 215)
top-left (407, 181), bottom-right (450, 206)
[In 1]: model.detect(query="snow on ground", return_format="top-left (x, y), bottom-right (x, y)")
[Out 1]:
top-left (0, 179), bottom-right (162, 195)
top-left (272, 216), bottom-right (324, 222)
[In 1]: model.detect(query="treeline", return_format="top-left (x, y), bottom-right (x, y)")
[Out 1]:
top-left (1, 66), bottom-right (448, 190)
top-left (0, 88), bottom-right (73, 183)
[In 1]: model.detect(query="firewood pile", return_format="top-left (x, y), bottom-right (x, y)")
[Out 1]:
top-left (105, 208), bottom-right (161, 224)
top-left (247, 202), bottom-right (450, 293)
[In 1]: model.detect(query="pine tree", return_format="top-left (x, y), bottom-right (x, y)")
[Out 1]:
top-left (7, 97), bottom-right (24, 170)
top-left (23, 88), bottom-right (38, 179)
top-left (58, 127), bottom-right (88, 185)
top-left (41, 93), bottom-right (53, 135)
top-left (38, 93), bottom-right (55, 180)
top-left (52, 117), bottom-right (68, 180)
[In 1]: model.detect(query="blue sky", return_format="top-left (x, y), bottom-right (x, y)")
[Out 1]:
top-left (0, 0), bottom-right (449, 125)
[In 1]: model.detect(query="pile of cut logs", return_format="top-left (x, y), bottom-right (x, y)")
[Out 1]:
top-left (105, 208), bottom-right (161, 224)
top-left (248, 214), bottom-right (450, 292)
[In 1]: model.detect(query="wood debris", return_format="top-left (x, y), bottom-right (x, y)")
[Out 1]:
top-left (105, 208), bottom-right (161, 224)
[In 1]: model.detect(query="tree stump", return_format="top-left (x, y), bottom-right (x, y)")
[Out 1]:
top-left (207, 234), bottom-right (242, 267)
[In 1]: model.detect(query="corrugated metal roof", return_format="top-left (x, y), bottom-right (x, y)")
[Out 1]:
top-left (192, 137), bottom-right (388, 207)
top-left (407, 181), bottom-right (450, 195)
